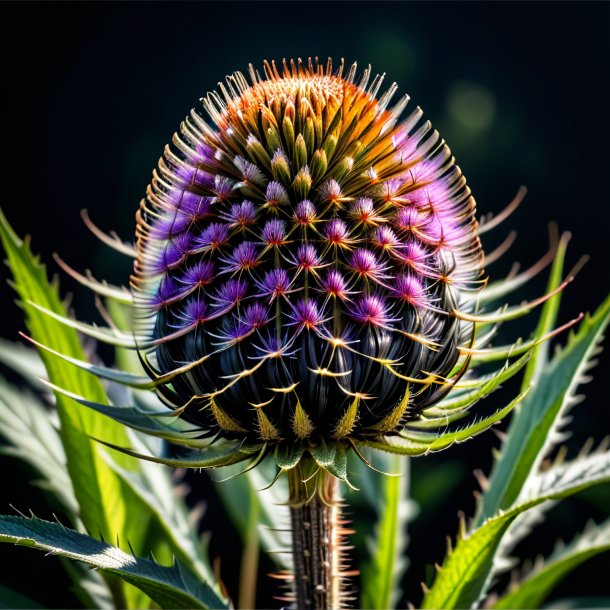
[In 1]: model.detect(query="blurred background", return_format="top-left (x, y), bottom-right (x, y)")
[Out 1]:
top-left (1, 2), bottom-right (609, 607)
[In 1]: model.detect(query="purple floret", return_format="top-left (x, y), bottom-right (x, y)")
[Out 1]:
top-left (261, 219), bottom-right (287, 246)
top-left (288, 299), bottom-right (325, 330)
top-left (194, 222), bottom-right (230, 252)
top-left (179, 261), bottom-right (216, 287)
top-left (348, 295), bottom-right (393, 327)
top-left (211, 278), bottom-right (249, 310)
top-left (256, 269), bottom-right (293, 300)
top-left (294, 199), bottom-right (317, 225)
top-left (220, 241), bottom-right (260, 273)
top-left (221, 200), bottom-right (257, 229)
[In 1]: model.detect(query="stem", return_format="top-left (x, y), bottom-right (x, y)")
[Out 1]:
top-left (287, 458), bottom-right (343, 610)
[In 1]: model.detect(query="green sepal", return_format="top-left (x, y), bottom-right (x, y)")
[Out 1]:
top-left (274, 442), bottom-right (304, 470)
top-left (310, 442), bottom-right (357, 489)
top-left (310, 440), bottom-right (337, 468)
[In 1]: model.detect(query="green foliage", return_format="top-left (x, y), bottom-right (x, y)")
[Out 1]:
top-left (493, 519), bottom-right (610, 609)
top-left (360, 453), bottom-right (411, 609)
top-left (0, 373), bottom-right (77, 518)
top-left (475, 240), bottom-right (608, 525)
top-left (0, 211), bottom-right (224, 609)
top-left (420, 260), bottom-right (610, 608)
top-left (0, 515), bottom-right (227, 610)
top-left (421, 447), bottom-right (610, 609)
top-left (0, 209), bottom-right (149, 607)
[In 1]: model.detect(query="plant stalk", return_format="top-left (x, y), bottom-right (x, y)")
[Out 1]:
top-left (287, 458), bottom-right (343, 610)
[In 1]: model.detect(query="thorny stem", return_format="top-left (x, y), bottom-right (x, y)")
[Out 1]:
top-left (287, 457), bottom-right (348, 610)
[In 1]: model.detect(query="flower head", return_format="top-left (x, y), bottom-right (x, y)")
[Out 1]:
top-left (133, 57), bottom-right (484, 448)
top-left (45, 58), bottom-right (576, 478)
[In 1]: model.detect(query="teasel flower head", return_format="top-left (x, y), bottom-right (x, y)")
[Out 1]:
top-left (38, 58), bottom-right (580, 484)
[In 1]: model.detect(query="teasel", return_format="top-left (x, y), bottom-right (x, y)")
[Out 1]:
top-left (28, 58), bottom-right (582, 609)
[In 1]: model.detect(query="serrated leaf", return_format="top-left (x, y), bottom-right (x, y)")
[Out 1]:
top-left (0, 212), bottom-right (131, 532)
top-left (522, 232), bottom-right (570, 389)
top-left (0, 375), bottom-right (77, 519)
top-left (475, 290), bottom-right (610, 528)
top-left (0, 515), bottom-right (227, 610)
top-left (421, 448), bottom-right (610, 609)
top-left (493, 518), bottom-right (610, 609)
top-left (360, 453), bottom-right (411, 610)
top-left (102, 432), bottom-right (218, 587)
top-left (0, 210), bottom-right (162, 607)
top-left (0, 365), bottom-right (116, 609)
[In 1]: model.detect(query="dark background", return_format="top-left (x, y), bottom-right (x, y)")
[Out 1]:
top-left (1, 2), bottom-right (609, 608)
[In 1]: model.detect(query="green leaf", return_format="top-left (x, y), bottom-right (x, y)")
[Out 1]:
top-left (360, 454), bottom-right (411, 610)
top-left (0, 210), bottom-right (164, 607)
top-left (475, 290), bottom-right (610, 527)
top-left (0, 210), bottom-right (132, 537)
top-left (421, 448), bottom-right (610, 609)
top-left (493, 518), bottom-right (610, 609)
top-left (0, 375), bottom-right (78, 519)
top-left (0, 363), bottom-right (116, 608)
top-left (521, 231), bottom-right (570, 390)
top-left (102, 433), bottom-right (219, 587)
top-left (0, 515), bottom-right (227, 610)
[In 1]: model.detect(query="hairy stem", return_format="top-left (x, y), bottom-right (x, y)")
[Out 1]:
top-left (288, 459), bottom-right (343, 610)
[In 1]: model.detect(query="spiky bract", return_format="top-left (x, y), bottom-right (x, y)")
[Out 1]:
top-left (133, 58), bottom-right (483, 448)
